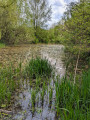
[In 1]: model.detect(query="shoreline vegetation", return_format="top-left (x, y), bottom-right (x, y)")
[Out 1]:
top-left (0, 58), bottom-right (90, 119)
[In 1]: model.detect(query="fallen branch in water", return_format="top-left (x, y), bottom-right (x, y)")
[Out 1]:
top-left (0, 109), bottom-right (12, 115)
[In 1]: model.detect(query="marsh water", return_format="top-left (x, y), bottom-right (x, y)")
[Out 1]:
top-left (0, 44), bottom-right (65, 120)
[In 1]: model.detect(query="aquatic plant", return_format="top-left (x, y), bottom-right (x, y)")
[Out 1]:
top-left (31, 89), bottom-right (36, 112)
top-left (49, 87), bottom-right (53, 104)
top-left (35, 77), bottom-right (41, 90)
top-left (40, 89), bottom-right (45, 105)
top-left (55, 69), bottom-right (90, 119)
top-left (24, 57), bottom-right (52, 79)
top-left (40, 81), bottom-right (46, 105)
top-left (0, 64), bottom-right (22, 108)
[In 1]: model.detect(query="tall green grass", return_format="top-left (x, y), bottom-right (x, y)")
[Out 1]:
top-left (23, 58), bottom-right (53, 113)
top-left (23, 57), bottom-right (52, 92)
top-left (24, 57), bottom-right (52, 79)
top-left (0, 58), bottom-right (52, 110)
top-left (0, 64), bottom-right (21, 108)
top-left (55, 69), bottom-right (90, 119)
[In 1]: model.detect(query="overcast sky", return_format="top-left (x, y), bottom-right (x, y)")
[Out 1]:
top-left (47, 0), bottom-right (78, 28)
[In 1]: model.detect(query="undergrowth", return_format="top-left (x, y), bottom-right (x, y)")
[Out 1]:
top-left (0, 43), bottom-right (5, 48)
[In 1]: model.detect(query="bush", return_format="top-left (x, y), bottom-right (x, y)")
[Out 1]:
top-left (1, 25), bottom-right (35, 45)
top-left (36, 27), bottom-right (50, 43)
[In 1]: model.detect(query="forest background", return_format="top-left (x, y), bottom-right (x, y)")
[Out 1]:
top-left (0, 0), bottom-right (90, 58)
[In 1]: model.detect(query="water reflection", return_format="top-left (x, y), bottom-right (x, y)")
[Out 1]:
top-left (0, 44), bottom-right (65, 120)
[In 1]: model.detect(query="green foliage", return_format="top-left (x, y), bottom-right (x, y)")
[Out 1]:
top-left (0, 0), bottom-right (52, 44)
top-left (49, 87), bottom-right (53, 103)
top-left (13, 25), bottom-right (35, 44)
top-left (52, 0), bottom-right (90, 56)
top-left (29, 0), bottom-right (52, 29)
top-left (36, 27), bottom-right (50, 43)
top-left (55, 69), bottom-right (90, 119)
top-left (31, 89), bottom-right (36, 110)
top-left (0, 64), bottom-right (21, 107)
top-left (0, 42), bottom-right (5, 48)
top-left (0, 0), bottom-right (18, 44)
top-left (0, 0), bottom-right (35, 44)
top-left (64, 1), bottom-right (90, 54)
top-left (24, 57), bottom-right (52, 79)
top-left (48, 28), bottom-right (55, 43)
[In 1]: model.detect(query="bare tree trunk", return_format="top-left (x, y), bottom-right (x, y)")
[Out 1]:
top-left (74, 51), bottom-right (80, 84)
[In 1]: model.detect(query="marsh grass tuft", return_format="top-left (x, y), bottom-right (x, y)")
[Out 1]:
top-left (24, 57), bottom-right (52, 79)
top-left (24, 58), bottom-right (53, 111)
top-left (55, 69), bottom-right (90, 120)
top-left (31, 89), bottom-right (36, 111)
top-left (0, 63), bottom-right (22, 108)
top-left (49, 87), bottom-right (53, 104)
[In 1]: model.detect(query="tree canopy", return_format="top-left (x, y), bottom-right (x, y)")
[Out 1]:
top-left (0, 0), bottom-right (52, 44)
top-left (52, 0), bottom-right (90, 55)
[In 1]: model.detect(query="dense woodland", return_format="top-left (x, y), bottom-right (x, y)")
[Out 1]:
top-left (0, 0), bottom-right (90, 49)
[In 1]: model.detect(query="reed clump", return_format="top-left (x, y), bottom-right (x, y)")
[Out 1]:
top-left (0, 64), bottom-right (21, 108)
top-left (24, 57), bottom-right (52, 91)
top-left (24, 57), bottom-right (52, 79)
top-left (55, 69), bottom-right (90, 120)
top-left (24, 58), bottom-right (53, 112)
top-left (31, 89), bottom-right (36, 112)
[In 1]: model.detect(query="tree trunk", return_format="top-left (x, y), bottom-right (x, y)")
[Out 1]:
top-left (74, 51), bottom-right (80, 84)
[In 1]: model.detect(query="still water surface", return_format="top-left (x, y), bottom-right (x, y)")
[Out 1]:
top-left (0, 44), bottom-right (65, 120)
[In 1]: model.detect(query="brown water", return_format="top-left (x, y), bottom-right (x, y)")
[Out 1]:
top-left (0, 44), bottom-right (65, 120)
